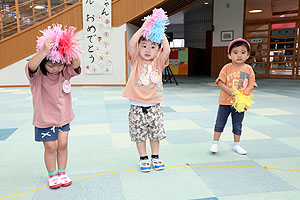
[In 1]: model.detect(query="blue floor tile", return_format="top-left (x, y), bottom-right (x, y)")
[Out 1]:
top-left (192, 160), bottom-right (295, 197)
top-left (0, 128), bottom-right (17, 140)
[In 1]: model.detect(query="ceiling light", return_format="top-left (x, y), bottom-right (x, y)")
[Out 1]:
top-left (34, 5), bottom-right (45, 9)
top-left (249, 9), bottom-right (262, 13)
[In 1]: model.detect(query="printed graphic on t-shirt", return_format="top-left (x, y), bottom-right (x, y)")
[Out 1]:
top-left (136, 64), bottom-right (156, 90)
top-left (227, 71), bottom-right (250, 89)
top-left (135, 64), bottom-right (163, 99)
top-left (137, 64), bottom-right (151, 86)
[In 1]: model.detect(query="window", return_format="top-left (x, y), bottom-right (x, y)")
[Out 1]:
top-left (170, 39), bottom-right (185, 48)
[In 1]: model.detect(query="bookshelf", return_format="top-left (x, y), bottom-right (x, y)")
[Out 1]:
top-left (245, 23), bottom-right (269, 77)
top-left (244, 21), bottom-right (298, 78)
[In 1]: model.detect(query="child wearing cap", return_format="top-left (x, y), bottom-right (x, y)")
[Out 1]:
top-left (25, 25), bottom-right (81, 189)
top-left (210, 38), bottom-right (257, 155)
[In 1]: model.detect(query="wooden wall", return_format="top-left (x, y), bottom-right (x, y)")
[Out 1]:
top-left (211, 46), bottom-right (230, 77)
top-left (112, 0), bottom-right (167, 27)
top-left (0, 3), bottom-right (83, 70)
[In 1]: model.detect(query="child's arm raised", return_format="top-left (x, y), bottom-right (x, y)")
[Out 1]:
top-left (160, 34), bottom-right (171, 61)
top-left (218, 80), bottom-right (234, 96)
top-left (28, 38), bottom-right (52, 72)
top-left (128, 21), bottom-right (148, 59)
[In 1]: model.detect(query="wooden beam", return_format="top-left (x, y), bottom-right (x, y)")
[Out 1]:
top-left (32, 2), bottom-right (36, 24)
top-left (14, 0), bottom-right (20, 32)
top-left (47, 0), bottom-right (51, 17)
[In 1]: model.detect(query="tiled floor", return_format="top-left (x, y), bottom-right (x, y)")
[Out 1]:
top-left (0, 76), bottom-right (300, 200)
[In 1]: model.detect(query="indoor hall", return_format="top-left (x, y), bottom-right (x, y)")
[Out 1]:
top-left (1, 0), bottom-right (300, 199)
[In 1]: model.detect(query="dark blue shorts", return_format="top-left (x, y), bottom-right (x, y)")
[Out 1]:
top-left (35, 124), bottom-right (70, 142)
top-left (214, 105), bottom-right (245, 135)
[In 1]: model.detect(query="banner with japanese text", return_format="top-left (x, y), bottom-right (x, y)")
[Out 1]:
top-left (82, 0), bottom-right (112, 74)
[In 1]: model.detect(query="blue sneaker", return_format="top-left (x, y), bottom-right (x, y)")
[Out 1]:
top-left (151, 159), bottom-right (165, 170)
top-left (140, 159), bottom-right (151, 172)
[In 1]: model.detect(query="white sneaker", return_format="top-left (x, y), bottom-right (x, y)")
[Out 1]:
top-left (232, 145), bottom-right (247, 155)
top-left (210, 144), bottom-right (218, 153)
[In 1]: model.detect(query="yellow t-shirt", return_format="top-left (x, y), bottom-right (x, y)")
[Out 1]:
top-left (123, 51), bottom-right (169, 103)
top-left (216, 63), bottom-right (257, 105)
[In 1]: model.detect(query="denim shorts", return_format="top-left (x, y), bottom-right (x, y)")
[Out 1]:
top-left (214, 105), bottom-right (245, 135)
top-left (35, 123), bottom-right (70, 142)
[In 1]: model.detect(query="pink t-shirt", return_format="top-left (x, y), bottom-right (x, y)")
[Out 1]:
top-left (25, 64), bottom-right (81, 128)
top-left (123, 52), bottom-right (169, 103)
top-left (216, 63), bottom-right (257, 105)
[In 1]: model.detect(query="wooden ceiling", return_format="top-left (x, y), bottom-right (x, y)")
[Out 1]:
top-left (245, 0), bottom-right (299, 21)
top-left (128, 0), bottom-right (202, 27)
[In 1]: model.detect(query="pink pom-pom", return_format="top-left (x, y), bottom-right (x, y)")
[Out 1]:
top-left (59, 26), bottom-right (81, 65)
top-left (36, 24), bottom-right (64, 63)
top-left (35, 24), bottom-right (80, 64)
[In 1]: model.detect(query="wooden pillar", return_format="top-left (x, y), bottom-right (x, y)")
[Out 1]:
top-left (32, 2), bottom-right (35, 24)
top-left (47, 0), bottom-right (51, 17)
top-left (14, 0), bottom-right (20, 32)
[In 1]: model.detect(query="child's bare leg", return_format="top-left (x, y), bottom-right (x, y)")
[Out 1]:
top-left (150, 139), bottom-right (165, 170)
top-left (136, 141), bottom-right (147, 157)
top-left (213, 131), bottom-right (222, 141)
top-left (43, 140), bottom-right (58, 172)
top-left (57, 131), bottom-right (69, 170)
top-left (233, 134), bottom-right (241, 143)
top-left (150, 140), bottom-right (159, 155)
top-left (57, 131), bottom-right (72, 186)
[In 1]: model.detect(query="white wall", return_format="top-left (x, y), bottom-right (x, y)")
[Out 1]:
top-left (125, 23), bottom-right (139, 77)
top-left (0, 25), bottom-right (128, 86)
top-left (213, 0), bottom-right (244, 46)
top-left (0, 57), bottom-right (30, 86)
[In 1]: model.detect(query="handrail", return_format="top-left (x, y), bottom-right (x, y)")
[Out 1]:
top-left (0, 0), bottom-right (46, 15)
top-left (0, 0), bottom-right (80, 40)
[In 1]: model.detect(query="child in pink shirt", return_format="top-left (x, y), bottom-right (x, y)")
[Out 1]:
top-left (123, 19), bottom-right (170, 172)
top-left (26, 37), bottom-right (81, 189)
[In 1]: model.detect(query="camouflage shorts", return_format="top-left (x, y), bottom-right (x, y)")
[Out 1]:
top-left (128, 103), bottom-right (166, 142)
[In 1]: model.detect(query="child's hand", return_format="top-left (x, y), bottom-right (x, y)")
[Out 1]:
top-left (230, 89), bottom-right (235, 96)
top-left (42, 38), bottom-right (53, 55)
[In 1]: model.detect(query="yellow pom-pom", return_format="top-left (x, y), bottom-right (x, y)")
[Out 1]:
top-left (232, 88), bottom-right (254, 113)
